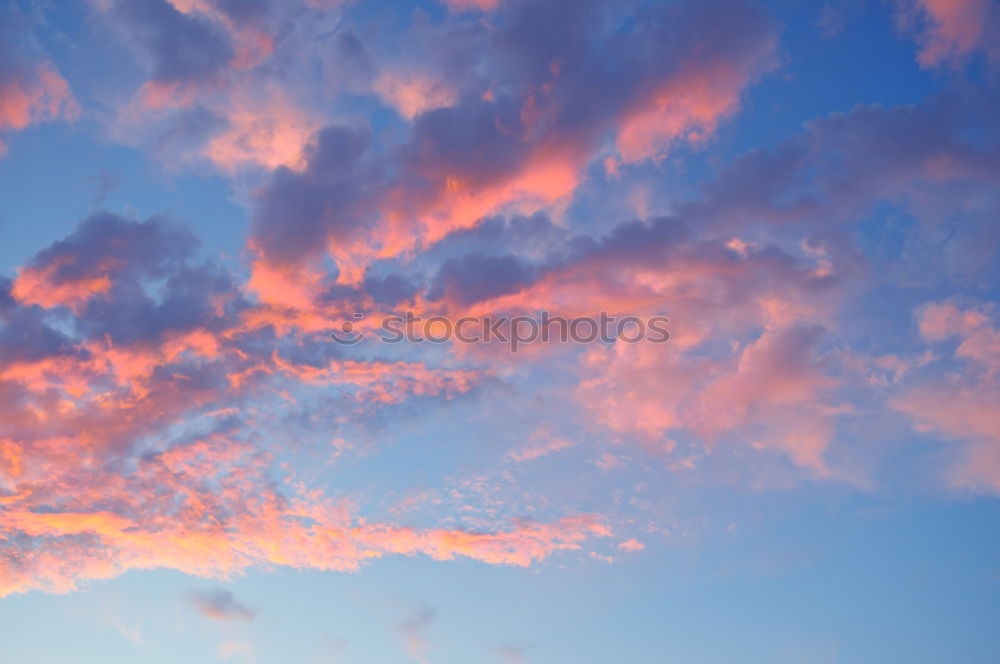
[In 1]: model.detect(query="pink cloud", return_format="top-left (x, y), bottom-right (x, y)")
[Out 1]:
top-left (440, 0), bottom-right (501, 12)
top-left (892, 301), bottom-right (1000, 491)
top-left (0, 60), bottom-right (77, 155)
top-left (615, 42), bottom-right (778, 163)
top-left (508, 426), bottom-right (574, 462)
top-left (205, 90), bottom-right (322, 171)
top-left (618, 538), bottom-right (645, 552)
top-left (916, 301), bottom-right (1000, 372)
top-left (97, 0), bottom-right (330, 175)
top-left (577, 323), bottom-right (844, 475)
top-left (898, 0), bottom-right (1000, 68)
top-left (595, 453), bottom-right (624, 471)
top-left (374, 72), bottom-right (458, 119)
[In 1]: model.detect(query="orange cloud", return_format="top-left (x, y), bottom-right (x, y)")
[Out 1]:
top-left (0, 429), bottom-right (608, 596)
top-left (245, 256), bottom-right (327, 311)
top-left (2, 510), bottom-right (135, 538)
top-left (11, 257), bottom-right (116, 311)
top-left (1, 246), bottom-right (505, 604)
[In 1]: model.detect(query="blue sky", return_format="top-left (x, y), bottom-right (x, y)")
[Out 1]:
top-left (1, 0), bottom-right (999, 662)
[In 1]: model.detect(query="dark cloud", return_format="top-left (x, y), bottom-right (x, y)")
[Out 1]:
top-left (251, 125), bottom-right (379, 266)
top-left (77, 261), bottom-right (240, 346)
top-left (213, 0), bottom-right (270, 26)
top-left (0, 277), bottom-right (15, 315)
top-left (422, 214), bottom-right (570, 272)
top-left (0, 307), bottom-right (79, 364)
top-left (428, 252), bottom-right (536, 305)
top-left (14, 212), bottom-right (247, 347)
top-left (376, 210), bottom-right (838, 311)
top-left (403, 96), bottom-right (529, 189)
top-left (327, 28), bottom-right (374, 89)
top-left (25, 212), bottom-right (197, 286)
top-left (363, 271), bottom-right (419, 306)
top-left (684, 85), bottom-right (1000, 230)
top-left (565, 216), bottom-right (694, 267)
top-left (108, 0), bottom-right (234, 85)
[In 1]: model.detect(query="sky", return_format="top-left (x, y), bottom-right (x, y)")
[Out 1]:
top-left (0, 0), bottom-right (999, 662)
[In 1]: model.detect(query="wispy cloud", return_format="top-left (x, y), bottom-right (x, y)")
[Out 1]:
top-left (397, 604), bottom-right (436, 664)
top-left (189, 589), bottom-right (257, 621)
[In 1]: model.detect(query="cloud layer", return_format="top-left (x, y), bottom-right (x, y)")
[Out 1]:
top-left (1, 0), bottom-right (999, 602)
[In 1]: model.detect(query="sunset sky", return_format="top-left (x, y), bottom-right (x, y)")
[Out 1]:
top-left (1, 0), bottom-right (999, 662)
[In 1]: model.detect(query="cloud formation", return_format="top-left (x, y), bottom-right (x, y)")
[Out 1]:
top-left (2, 0), bottom-right (1000, 606)
top-left (892, 301), bottom-right (1000, 491)
top-left (0, 6), bottom-right (77, 155)
top-left (897, 0), bottom-right (1000, 68)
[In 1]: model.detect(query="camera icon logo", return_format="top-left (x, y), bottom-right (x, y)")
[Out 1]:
top-left (330, 313), bottom-right (366, 345)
